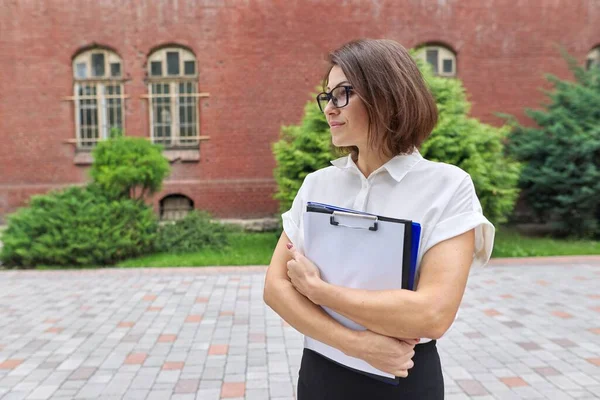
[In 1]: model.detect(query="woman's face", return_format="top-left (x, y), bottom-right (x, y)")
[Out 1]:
top-left (324, 66), bottom-right (370, 149)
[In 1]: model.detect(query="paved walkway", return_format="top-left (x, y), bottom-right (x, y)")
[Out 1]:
top-left (0, 261), bottom-right (599, 400)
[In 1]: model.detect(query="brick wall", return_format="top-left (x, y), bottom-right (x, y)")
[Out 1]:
top-left (1, 0), bottom-right (599, 221)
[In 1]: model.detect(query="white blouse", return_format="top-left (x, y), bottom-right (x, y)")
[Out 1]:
top-left (282, 151), bottom-right (495, 344)
top-left (282, 150), bottom-right (495, 280)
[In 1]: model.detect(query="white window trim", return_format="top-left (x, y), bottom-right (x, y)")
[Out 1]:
top-left (73, 49), bottom-right (122, 80)
top-left (73, 82), bottom-right (126, 149)
top-left (586, 47), bottom-right (600, 70)
top-left (71, 49), bottom-right (125, 149)
top-left (148, 47), bottom-right (197, 78)
top-left (146, 46), bottom-right (201, 148)
top-left (147, 81), bottom-right (201, 148)
top-left (415, 45), bottom-right (457, 77)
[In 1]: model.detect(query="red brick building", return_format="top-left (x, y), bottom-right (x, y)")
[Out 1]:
top-left (1, 0), bottom-right (599, 222)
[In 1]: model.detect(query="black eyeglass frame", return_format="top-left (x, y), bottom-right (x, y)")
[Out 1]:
top-left (315, 85), bottom-right (354, 113)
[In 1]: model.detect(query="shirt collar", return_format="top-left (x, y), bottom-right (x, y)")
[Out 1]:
top-left (330, 149), bottom-right (422, 182)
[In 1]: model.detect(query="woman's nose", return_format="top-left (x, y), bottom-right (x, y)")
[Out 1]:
top-left (324, 99), bottom-right (339, 115)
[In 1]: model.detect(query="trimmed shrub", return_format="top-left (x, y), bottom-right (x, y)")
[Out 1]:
top-left (272, 58), bottom-right (521, 226)
top-left (90, 132), bottom-right (171, 201)
top-left (273, 99), bottom-right (337, 213)
top-left (0, 186), bottom-right (158, 268)
top-left (417, 59), bottom-right (521, 226)
top-left (155, 211), bottom-right (238, 254)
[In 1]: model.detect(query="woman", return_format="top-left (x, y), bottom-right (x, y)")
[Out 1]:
top-left (264, 39), bottom-right (494, 399)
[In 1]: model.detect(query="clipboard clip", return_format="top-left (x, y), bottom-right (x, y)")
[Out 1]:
top-left (329, 211), bottom-right (379, 232)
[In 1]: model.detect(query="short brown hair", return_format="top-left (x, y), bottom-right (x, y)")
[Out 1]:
top-left (324, 39), bottom-right (438, 157)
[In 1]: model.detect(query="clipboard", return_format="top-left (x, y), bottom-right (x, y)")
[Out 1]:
top-left (302, 202), bottom-right (421, 385)
top-left (306, 202), bottom-right (421, 290)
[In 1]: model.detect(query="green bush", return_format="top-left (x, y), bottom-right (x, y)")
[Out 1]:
top-left (417, 59), bottom-right (521, 226)
top-left (504, 51), bottom-right (600, 237)
top-left (155, 211), bottom-right (238, 254)
top-left (0, 130), bottom-right (173, 268)
top-left (90, 132), bottom-right (171, 200)
top-left (0, 186), bottom-right (158, 268)
top-left (272, 59), bottom-right (521, 226)
top-left (273, 99), bottom-right (338, 213)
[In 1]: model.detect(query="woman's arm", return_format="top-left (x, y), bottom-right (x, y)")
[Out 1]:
top-left (264, 232), bottom-right (418, 377)
top-left (287, 229), bottom-right (475, 340)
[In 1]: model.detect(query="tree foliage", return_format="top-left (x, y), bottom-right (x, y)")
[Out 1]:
top-left (90, 130), bottom-right (171, 201)
top-left (504, 51), bottom-right (600, 237)
top-left (273, 58), bottom-right (521, 226)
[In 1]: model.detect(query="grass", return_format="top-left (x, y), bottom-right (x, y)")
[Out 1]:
top-left (118, 227), bottom-right (600, 268)
top-left (2, 227), bottom-right (598, 270)
top-left (491, 228), bottom-right (600, 258)
top-left (117, 232), bottom-right (279, 268)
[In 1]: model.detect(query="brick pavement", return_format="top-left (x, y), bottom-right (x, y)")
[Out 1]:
top-left (0, 261), bottom-right (599, 400)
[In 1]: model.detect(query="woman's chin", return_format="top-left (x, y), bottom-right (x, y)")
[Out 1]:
top-left (331, 136), bottom-right (347, 147)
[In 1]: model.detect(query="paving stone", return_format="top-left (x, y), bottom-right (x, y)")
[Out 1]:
top-left (0, 264), bottom-right (597, 399)
top-left (74, 383), bottom-right (105, 398)
top-left (25, 385), bottom-right (60, 399)
top-left (0, 392), bottom-right (29, 400)
top-left (145, 390), bottom-right (173, 400)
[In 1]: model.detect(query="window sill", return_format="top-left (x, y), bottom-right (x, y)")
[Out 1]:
top-left (68, 142), bottom-right (204, 165)
top-left (163, 149), bottom-right (200, 163)
top-left (73, 151), bottom-right (94, 165)
top-left (72, 149), bottom-right (200, 165)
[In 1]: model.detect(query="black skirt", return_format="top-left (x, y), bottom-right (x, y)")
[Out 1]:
top-left (297, 340), bottom-right (444, 400)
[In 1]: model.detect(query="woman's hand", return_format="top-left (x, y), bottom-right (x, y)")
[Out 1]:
top-left (286, 243), bottom-right (324, 303)
top-left (285, 243), bottom-right (419, 377)
top-left (349, 331), bottom-right (419, 377)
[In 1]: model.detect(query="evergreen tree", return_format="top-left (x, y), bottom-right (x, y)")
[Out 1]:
top-left (504, 52), bottom-right (600, 237)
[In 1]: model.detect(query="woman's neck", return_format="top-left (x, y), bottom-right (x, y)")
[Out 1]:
top-left (355, 148), bottom-right (393, 178)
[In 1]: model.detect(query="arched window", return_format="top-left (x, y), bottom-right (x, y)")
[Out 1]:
top-left (160, 194), bottom-right (194, 221)
top-left (586, 46), bottom-right (600, 70)
top-left (415, 45), bottom-right (457, 77)
top-left (147, 46), bottom-right (201, 148)
top-left (72, 48), bottom-right (125, 148)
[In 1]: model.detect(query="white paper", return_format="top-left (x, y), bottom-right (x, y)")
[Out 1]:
top-left (303, 208), bottom-right (407, 379)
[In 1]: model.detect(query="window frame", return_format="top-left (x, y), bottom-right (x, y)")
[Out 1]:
top-left (72, 49), bottom-right (126, 150)
top-left (146, 47), bottom-right (201, 149)
top-left (586, 47), bottom-right (600, 70)
top-left (415, 45), bottom-right (457, 77)
top-left (160, 194), bottom-right (194, 221)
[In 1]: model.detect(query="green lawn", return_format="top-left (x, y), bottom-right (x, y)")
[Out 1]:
top-left (116, 228), bottom-right (600, 268)
top-left (491, 228), bottom-right (600, 258)
top-left (117, 232), bottom-right (279, 268)
top-left (3, 227), bottom-right (598, 270)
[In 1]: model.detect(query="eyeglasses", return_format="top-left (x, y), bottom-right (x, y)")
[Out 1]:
top-left (316, 85), bottom-right (354, 113)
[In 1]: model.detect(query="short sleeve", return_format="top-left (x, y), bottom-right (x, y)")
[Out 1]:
top-left (422, 176), bottom-right (495, 269)
top-left (281, 179), bottom-right (307, 253)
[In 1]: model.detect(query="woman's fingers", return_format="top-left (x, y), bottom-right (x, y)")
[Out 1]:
top-left (286, 259), bottom-right (298, 284)
top-left (397, 338), bottom-right (420, 345)
top-left (286, 243), bottom-right (304, 262)
top-left (286, 260), bottom-right (293, 279)
top-left (396, 358), bottom-right (415, 378)
top-left (286, 243), bottom-right (295, 258)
